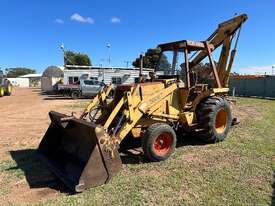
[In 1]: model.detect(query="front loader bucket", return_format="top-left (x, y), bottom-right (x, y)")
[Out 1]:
top-left (37, 111), bottom-right (122, 192)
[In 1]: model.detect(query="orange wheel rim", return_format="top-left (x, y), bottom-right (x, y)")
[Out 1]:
top-left (215, 108), bottom-right (228, 134)
top-left (153, 132), bottom-right (172, 156)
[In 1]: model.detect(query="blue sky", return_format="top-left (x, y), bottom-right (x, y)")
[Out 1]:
top-left (0, 0), bottom-right (275, 74)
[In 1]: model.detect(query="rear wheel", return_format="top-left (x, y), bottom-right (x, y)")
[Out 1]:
top-left (0, 87), bottom-right (4, 97)
top-left (196, 96), bottom-right (232, 143)
top-left (71, 90), bottom-right (80, 99)
top-left (142, 123), bottom-right (176, 162)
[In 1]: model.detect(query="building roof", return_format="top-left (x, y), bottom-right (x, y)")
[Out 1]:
top-left (42, 66), bottom-right (64, 77)
top-left (57, 66), bottom-right (64, 71)
top-left (65, 65), bottom-right (154, 72)
top-left (19, 74), bottom-right (42, 78)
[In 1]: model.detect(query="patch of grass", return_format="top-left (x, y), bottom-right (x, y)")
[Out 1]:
top-left (65, 99), bottom-right (91, 109)
top-left (0, 160), bottom-right (22, 199)
top-left (0, 160), bottom-right (25, 179)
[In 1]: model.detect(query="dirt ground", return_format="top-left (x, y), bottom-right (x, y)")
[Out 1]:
top-left (0, 88), bottom-right (87, 205)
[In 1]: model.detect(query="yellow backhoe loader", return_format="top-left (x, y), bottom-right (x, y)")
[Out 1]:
top-left (38, 14), bottom-right (247, 192)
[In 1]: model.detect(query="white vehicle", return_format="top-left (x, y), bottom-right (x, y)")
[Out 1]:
top-left (58, 79), bottom-right (105, 99)
top-left (80, 79), bottom-right (105, 97)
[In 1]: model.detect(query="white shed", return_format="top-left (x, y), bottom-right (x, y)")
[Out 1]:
top-left (19, 74), bottom-right (42, 87)
top-left (7, 78), bottom-right (29, 87)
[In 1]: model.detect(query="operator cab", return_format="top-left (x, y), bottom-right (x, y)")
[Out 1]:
top-left (156, 40), bottom-right (218, 90)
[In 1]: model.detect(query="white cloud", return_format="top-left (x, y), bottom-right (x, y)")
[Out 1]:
top-left (238, 64), bottom-right (275, 75)
top-left (71, 13), bottom-right (95, 24)
top-left (55, 18), bottom-right (64, 24)
top-left (110, 17), bottom-right (121, 24)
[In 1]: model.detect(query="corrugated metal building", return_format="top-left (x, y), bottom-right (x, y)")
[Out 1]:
top-left (63, 65), bottom-right (156, 85)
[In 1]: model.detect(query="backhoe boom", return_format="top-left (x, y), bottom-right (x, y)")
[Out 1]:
top-left (190, 14), bottom-right (247, 86)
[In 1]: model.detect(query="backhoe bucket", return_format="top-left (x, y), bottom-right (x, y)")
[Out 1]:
top-left (37, 111), bottom-right (122, 192)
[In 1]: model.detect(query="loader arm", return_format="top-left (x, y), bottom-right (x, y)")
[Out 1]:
top-left (190, 14), bottom-right (247, 87)
top-left (80, 84), bottom-right (113, 119)
top-left (110, 82), bottom-right (178, 143)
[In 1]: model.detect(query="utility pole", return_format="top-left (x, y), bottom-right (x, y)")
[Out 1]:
top-left (139, 54), bottom-right (143, 82)
top-left (100, 59), bottom-right (105, 68)
top-left (60, 43), bottom-right (66, 66)
top-left (100, 58), bottom-right (104, 82)
top-left (124, 61), bottom-right (130, 68)
top-left (106, 43), bottom-right (111, 67)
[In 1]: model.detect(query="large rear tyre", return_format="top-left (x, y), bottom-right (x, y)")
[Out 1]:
top-left (196, 96), bottom-right (232, 143)
top-left (4, 80), bottom-right (12, 96)
top-left (142, 123), bottom-right (176, 162)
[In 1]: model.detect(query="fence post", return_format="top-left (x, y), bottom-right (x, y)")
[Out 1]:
top-left (232, 87), bottom-right (236, 97)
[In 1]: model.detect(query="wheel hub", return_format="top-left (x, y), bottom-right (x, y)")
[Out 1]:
top-left (153, 132), bottom-right (172, 156)
top-left (215, 108), bottom-right (228, 134)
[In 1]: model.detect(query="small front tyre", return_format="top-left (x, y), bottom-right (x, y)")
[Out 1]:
top-left (142, 123), bottom-right (177, 162)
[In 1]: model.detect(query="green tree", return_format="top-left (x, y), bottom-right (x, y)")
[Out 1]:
top-left (0, 69), bottom-right (3, 78)
top-left (190, 62), bottom-right (217, 84)
top-left (6, 68), bottom-right (36, 78)
top-left (132, 48), bottom-right (171, 71)
top-left (65, 51), bottom-right (92, 66)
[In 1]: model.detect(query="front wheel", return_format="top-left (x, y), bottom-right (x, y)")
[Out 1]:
top-left (142, 123), bottom-right (177, 162)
